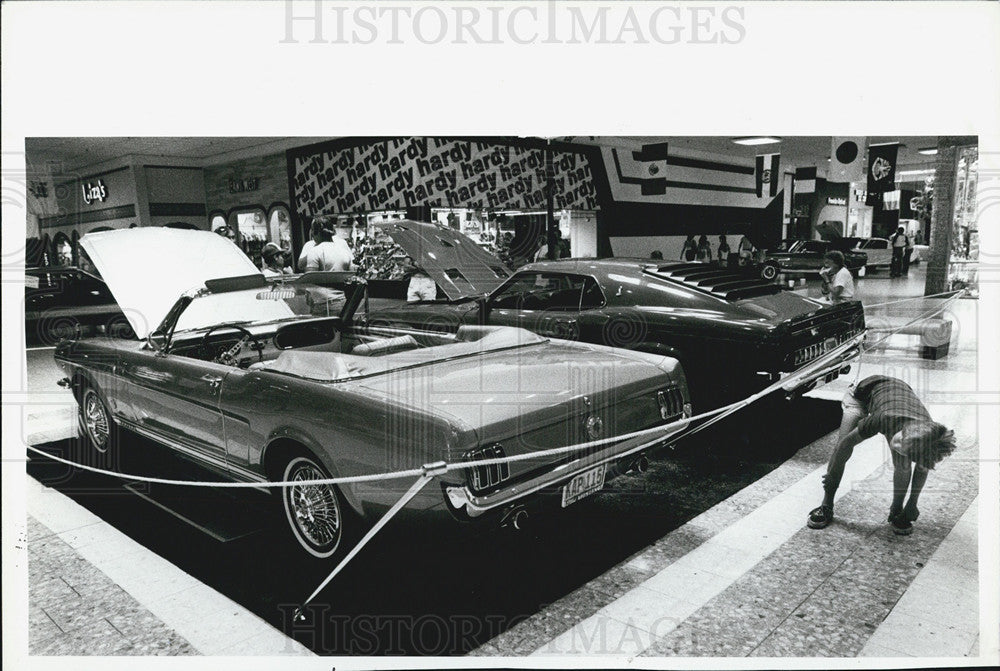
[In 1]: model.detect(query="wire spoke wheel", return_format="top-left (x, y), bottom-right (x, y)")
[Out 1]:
top-left (82, 389), bottom-right (110, 453)
top-left (282, 456), bottom-right (343, 558)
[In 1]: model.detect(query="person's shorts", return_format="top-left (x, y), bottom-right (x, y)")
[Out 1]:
top-left (842, 384), bottom-right (867, 425)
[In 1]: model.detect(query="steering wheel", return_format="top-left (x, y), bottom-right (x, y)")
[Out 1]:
top-left (200, 323), bottom-right (265, 366)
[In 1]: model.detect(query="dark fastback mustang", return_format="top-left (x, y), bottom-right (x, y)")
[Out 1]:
top-left (366, 221), bottom-right (866, 408)
top-left (762, 239), bottom-right (868, 277)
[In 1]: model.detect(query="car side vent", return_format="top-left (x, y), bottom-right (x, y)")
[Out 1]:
top-left (465, 443), bottom-right (511, 491)
top-left (643, 264), bottom-right (782, 301)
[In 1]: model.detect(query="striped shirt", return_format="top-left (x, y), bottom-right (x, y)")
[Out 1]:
top-left (854, 375), bottom-right (932, 440)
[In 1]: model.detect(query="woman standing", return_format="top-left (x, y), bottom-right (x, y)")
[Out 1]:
top-left (696, 235), bottom-right (712, 263)
top-left (680, 234), bottom-right (697, 261)
top-left (717, 235), bottom-right (731, 266)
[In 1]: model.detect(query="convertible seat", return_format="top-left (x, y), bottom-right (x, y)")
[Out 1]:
top-left (350, 334), bottom-right (420, 357)
top-left (382, 326), bottom-right (545, 361)
top-left (256, 350), bottom-right (388, 381)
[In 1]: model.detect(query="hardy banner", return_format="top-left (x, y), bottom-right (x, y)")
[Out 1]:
top-left (865, 143), bottom-right (899, 205)
top-left (829, 137), bottom-right (866, 183)
top-left (755, 153), bottom-right (780, 198)
top-left (290, 138), bottom-right (599, 216)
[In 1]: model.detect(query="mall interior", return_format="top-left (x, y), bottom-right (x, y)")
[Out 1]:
top-left (18, 135), bottom-right (993, 660)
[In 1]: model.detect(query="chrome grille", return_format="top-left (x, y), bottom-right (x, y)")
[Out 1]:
top-left (465, 443), bottom-right (510, 491)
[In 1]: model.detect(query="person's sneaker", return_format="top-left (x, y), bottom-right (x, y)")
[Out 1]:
top-left (890, 512), bottom-right (914, 536)
top-left (808, 505), bottom-right (834, 529)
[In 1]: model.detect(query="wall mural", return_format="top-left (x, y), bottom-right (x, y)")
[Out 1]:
top-left (290, 137), bottom-right (599, 216)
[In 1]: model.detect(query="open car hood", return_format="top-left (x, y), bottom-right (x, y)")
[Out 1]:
top-left (79, 228), bottom-right (263, 339)
top-left (372, 220), bottom-right (510, 300)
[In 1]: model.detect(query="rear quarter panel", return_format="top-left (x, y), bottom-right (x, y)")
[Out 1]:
top-left (220, 371), bottom-right (463, 516)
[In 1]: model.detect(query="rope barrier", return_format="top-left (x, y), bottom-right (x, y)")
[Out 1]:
top-left (293, 473), bottom-right (434, 620)
top-left (859, 290), bottom-right (964, 354)
top-left (24, 277), bottom-right (968, 616)
top-left (862, 289), bottom-right (964, 310)
top-left (27, 331), bottom-right (869, 618)
top-left (25, 336), bottom-right (866, 489)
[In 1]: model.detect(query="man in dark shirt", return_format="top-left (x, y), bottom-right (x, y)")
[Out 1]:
top-left (808, 375), bottom-right (955, 534)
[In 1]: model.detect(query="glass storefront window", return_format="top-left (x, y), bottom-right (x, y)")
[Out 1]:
top-left (269, 207), bottom-right (292, 252)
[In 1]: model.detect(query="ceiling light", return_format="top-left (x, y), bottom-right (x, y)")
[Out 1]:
top-left (896, 169), bottom-right (935, 177)
top-left (918, 147), bottom-right (938, 155)
top-left (731, 136), bottom-right (782, 146)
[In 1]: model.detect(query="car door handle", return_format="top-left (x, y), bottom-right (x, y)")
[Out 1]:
top-left (200, 374), bottom-right (223, 389)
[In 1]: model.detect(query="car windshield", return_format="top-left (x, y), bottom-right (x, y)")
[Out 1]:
top-left (172, 281), bottom-right (351, 334)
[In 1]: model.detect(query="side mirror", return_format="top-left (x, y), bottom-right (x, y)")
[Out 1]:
top-left (147, 330), bottom-right (168, 353)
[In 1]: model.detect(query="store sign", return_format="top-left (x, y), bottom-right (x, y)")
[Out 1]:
top-left (291, 137), bottom-right (598, 215)
top-left (827, 197), bottom-right (847, 206)
top-left (81, 179), bottom-right (107, 205)
top-left (229, 177), bottom-right (261, 194)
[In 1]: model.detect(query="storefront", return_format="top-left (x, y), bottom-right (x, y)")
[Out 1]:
top-left (284, 137), bottom-right (605, 267)
top-left (203, 152), bottom-right (293, 267)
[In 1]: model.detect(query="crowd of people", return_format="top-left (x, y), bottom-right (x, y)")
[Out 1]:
top-left (650, 234), bottom-right (752, 267)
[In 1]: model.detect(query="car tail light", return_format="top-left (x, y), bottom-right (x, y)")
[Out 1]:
top-left (657, 387), bottom-right (685, 420)
top-left (465, 443), bottom-right (510, 492)
top-left (792, 326), bottom-right (864, 366)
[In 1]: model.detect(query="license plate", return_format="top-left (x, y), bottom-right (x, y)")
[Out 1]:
top-left (561, 464), bottom-right (607, 508)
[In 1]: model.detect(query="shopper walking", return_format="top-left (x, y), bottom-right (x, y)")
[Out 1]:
top-left (890, 226), bottom-right (908, 277)
top-left (819, 250), bottom-right (855, 305)
top-left (680, 235), bottom-right (697, 261)
top-left (717, 235), bottom-right (731, 266)
top-left (903, 232), bottom-right (915, 276)
top-left (807, 375), bottom-right (956, 534)
top-left (304, 225), bottom-right (354, 272)
top-left (533, 235), bottom-right (549, 262)
top-left (298, 219), bottom-right (324, 271)
top-left (696, 235), bottom-right (712, 263)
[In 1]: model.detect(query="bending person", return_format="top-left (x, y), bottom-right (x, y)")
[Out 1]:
top-left (807, 375), bottom-right (956, 535)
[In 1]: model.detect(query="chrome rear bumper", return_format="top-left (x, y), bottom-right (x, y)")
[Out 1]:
top-left (444, 417), bottom-right (688, 517)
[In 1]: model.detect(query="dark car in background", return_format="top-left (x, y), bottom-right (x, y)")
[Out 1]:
top-left (25, 266), bottom-right (135, 346)
top-left (761, 239), bottom-right (868, 278)
top-left (364, 221), bottom-right (866, 408)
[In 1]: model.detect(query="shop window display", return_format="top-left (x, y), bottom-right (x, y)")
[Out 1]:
top-left (232, 210), bottom-right (268, 267)
top-left (948, 146), bottom-right (979, 298)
